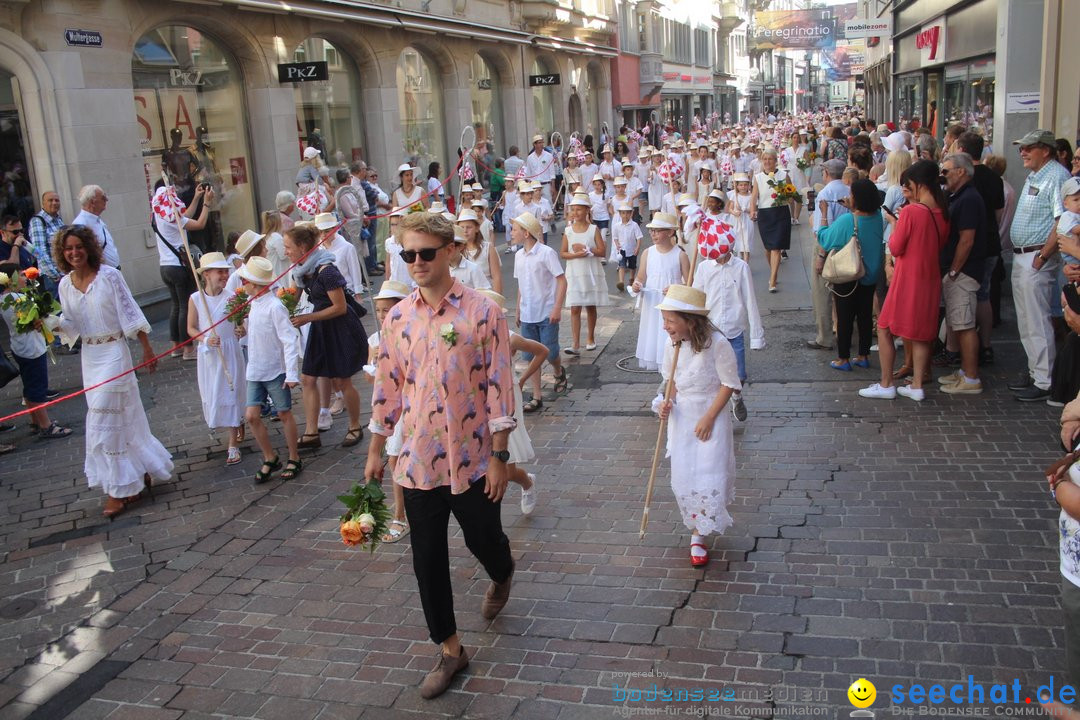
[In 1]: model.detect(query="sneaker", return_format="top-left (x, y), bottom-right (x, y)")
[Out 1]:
top-left (317, 409), bottom-right (333, 431)
top-left (897, 385), bottom-right (925, 402)
top-left (481, 562), bottom-right (514, 620)
top-left (521, 475), bottom-right (537, 515)
top-left (731, 395), bottom-right (747, 422)
top-left (419, 647), bottom-right (470, 699)
top-left (941, 378), bottom-right (983, 394)
top-left (937, 370), bottom-right (962, 385)
top-left (869, 344), bottom-right (879, 352)
top-left (1014, 386), bottom-right (1050, 402)
top-left (858, 383), bottom-right (896, 399)
top-left (1007, 373), bottom-right (1034, 391)
top-left (45, 388), bottom-right (60, 400)
top-left (1048, 398), bottom-right (1067, 408)
top-left (0, 422), bottom-right (14, 433)
top-left (329, 392), bottom-right (345, 416)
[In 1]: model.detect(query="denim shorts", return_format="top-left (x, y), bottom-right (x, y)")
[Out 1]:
top-left (976, 255), bottom-right (999, 302)
top-left (727, 333), bottom-right (747, 383)
top-left (520, 319), bottom-right (560, 364)
top-left (13, 352), bottom-right (48, 403)
top-left (246, 374), bottom-right (293, 411)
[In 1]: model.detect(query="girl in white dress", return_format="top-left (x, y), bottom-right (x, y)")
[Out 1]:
top-left (653, 285), bottom-right (740, 568)
top-left (55, 226), bottom-right (173, 519)
top-left (562, 194), bottom-right (609, 355)
top-left (479, 290), bottom-right (547, 516)
top-left (186, 253), bottom-right (247, 466)
top-left (696, 167), bottom-right (716, 207)
top-left (647, 153), bottom-right (666, 215)
top-left (459, 209), bottom-right (502, 294)
top-left (727, 173), bottom-right (754, 263)
top-left (632, 213), bottom-right (689, 370)
top-left (780, 135), bottom-right (808, 225)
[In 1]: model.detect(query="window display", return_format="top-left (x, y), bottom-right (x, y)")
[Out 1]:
top-left (945, 59), bottom-right (995, 150)
top-left (293, 38), bottom-right (365, 169)
top-left (397, 48), bottom-right (445, 174)
top-left (469, 54), bottom-right (502, 150)
top-left (531, 59), bottom-right (555, 138)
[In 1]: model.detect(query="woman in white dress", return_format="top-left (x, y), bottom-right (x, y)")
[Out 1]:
top-left (632, 213), bottom-right (689, 370)
top-left (55, 225), bottom-right (173, 518)
top-left (459, 209), bottom-right (502, 294)
top-left (561, 194), bottom-right (609, 355)
top-left (654, 285), bottom-right (740, 568)
top-left (186, 253), bottom-right (247, 466)
top-left (391, 164), bottom-right (427, 213)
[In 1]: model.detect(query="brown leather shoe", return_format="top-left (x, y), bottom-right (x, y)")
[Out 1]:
top-left (419, 647), bottom-right (469, 699)
top-left (481, 563), bottom-right (514, 620)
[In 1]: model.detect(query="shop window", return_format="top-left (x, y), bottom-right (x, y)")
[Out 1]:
top-left (293, 38), bottom-right (364, 168)
top-left (132, 26), bottom-right (255, 250)
top-left (531, 59), bottom-right (555, 138)
top-left (0, 71), bottom-right (34, 226)
top-left (896, 73), bottom-right (923, 127)
top-left (945, 59), bottom-right (995, 149)
top-left (469, 55), bottom-right (503, 151)
top-left (397, 47), bottom-right (446, 177)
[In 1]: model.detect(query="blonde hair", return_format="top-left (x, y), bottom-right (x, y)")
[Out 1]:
top-left (984, 154), bottom-right (1006, 177)
top-left (398, 211), bottom-right (454, 244)
top-left (885, 149), bottom-right (913, 187)
top-left (261, 210), bottom-right (282, 235)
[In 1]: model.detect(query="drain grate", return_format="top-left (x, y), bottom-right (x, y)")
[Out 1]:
top-left (0, 598), bottom-right (38, 619)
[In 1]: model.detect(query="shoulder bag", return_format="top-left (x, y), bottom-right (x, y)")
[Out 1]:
top-left (821, 215), bottom-right (865, 296)
top-left (152, 218), bottom-right (202, 271)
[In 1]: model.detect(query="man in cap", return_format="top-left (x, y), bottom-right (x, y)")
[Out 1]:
top-left (523, 134), bottom-right (555, 205)
top-left (1007, 129), bottom-right (1073, 401)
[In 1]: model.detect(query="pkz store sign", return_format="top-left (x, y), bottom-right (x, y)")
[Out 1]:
top-left (277, 61), bottom-right (330, 83)
top-left (529, 74), bottom-right (561, 87)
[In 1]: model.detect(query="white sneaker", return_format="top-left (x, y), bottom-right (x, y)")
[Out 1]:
top-left (858, 383), bottom-right (896, 399)
top-left (317, 409), bottom-right (333, 431)
top-left (897, 385), bottom-right (925, 402)
top-left (329, 392), bottom-right (345, 416)
top-left (869, 344), bottom-right (879, 352)
top-left (520, 474), bottom-right (537, 515)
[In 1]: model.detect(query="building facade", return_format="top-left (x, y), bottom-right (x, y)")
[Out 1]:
top-left (0, 0), bottom-right (616, 302)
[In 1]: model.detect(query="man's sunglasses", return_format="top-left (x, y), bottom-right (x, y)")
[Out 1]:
top-left (400, 242), bottom-right (450, 264)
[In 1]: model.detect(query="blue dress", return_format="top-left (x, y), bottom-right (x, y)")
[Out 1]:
top-left (301, 263), bottom-right (368, 378)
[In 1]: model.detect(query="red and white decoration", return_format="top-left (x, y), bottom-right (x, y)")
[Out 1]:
top-left (697, 216), bottom-right (737, 261)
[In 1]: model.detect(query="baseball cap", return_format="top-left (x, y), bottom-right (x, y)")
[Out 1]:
top-left (1063, 177), bottom-right (1080, 197)
top-left (1013, 129), bottom-right (1056, 148)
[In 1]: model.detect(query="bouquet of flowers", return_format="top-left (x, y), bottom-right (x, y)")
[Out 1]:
top-left (338, 480), bottom-right (392, 552)
top-left (767, 175), bottom-right (803, 205)
top-left (225, 287), bottom-right (250, 326)
top-left (276, 285), bottom-right (301, 317)
top-left (0, 267), bottom-right (62, 360)
top-left (796, 152), bottom-right (817, 171)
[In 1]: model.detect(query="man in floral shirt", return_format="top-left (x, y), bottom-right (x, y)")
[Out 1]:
top-left (365, 211), bottom-right (516, 700)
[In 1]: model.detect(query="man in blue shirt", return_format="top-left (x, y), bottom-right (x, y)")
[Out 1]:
top-left (807, 159), bottom-right (851, 350)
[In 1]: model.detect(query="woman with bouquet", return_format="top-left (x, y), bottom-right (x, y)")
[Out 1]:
top-left (53, 225), bottom-right (172, 518)
top-left (750, 148), bottom-right (798, 293)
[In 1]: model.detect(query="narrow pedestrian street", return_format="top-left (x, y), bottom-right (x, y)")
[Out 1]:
top-left (0, 222), bottom-right (1068, 719)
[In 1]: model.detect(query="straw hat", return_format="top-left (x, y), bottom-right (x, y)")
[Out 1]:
top-left (614, 177), bottom-right (628, 186)
top-left (452, 225), bottom-right (467, 243)
top-left (478, 289), bottom-right (507, 312)
top-left (471, 199), bottom-right (488, 209)
top-left (457, 209), bottom-right (480, 225)
top-left (428, 201), bottom-right (448, 214)
top-left (312, 212), bottom-right (338, 231)
top-left (732, 172), bottom-right (751, 183)
top-left (708, 189), bottom-right (726, 201)
top-left (235, 229), bottom-right (265, 258)
top-left (373, 280), bottom-right (411, 301)
top-left (197, 251), bottom-right (232, 273)
top-left (532, 134), bottom-right (545, 144)
top-left (396, 163), bottom-right (418, 175)
top-left (511, 212), bottom-right (542, 241)
top-left (655, 285), bottom-right (709, 315)
top-left (646, 213), bottom-right (678, 230)
top-left (676, 193), bottom-right (697, 208)
top-left (471, 183), bottom-right (485, 192)
top-left (614, 201), bottom-right (634, 213)
top-left (530, 181), bottom-right (543, 191)
top-left (601, 144), bottom-right (614, 155)
top-left (238, 256), bottom-right (275, 285)
top-left (569, 193), bottom-right (591, 207)
top-left (516, 181), bottom-right (533, 192)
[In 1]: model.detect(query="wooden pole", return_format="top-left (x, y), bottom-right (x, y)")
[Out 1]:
top-left (639, 235), bottom-right (703, 539)
top-left (161, 173), bottom-right (234, 391)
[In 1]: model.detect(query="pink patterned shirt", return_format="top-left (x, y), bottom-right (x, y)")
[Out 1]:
top-left (369, 281), bottom-right (517, 494)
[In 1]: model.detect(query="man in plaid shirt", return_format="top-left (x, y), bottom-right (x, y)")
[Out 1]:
top-left (27, 191), bottom-right (64, 296)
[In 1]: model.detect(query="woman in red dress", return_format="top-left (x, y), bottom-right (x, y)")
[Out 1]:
top-left (859, 160), bottom-right (950, 402)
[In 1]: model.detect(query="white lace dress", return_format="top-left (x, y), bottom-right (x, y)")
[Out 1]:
top-left (660, 331), bottom-right (740, 536)
top-left (728, 191), bottom-right (754, 254)
top-left (635, 245), bottom-right (685, 370)
top-left (190, 289), bottom-right (246, 430)
top-left (564, 224), bottom-right (610, 307)
top-left (57, 266), bottom-right (174, 498)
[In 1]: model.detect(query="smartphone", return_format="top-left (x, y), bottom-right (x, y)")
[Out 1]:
top-left (1065, 283), bottom-right (1080, 314)
top-left (881, 205), bottom-right (895, 218)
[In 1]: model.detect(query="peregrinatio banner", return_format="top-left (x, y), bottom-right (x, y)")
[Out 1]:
top-left (749, 9), bottom-right (838, 50)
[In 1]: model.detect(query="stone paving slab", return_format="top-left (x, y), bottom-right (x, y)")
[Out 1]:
top-left (0, 230), bottom-right (1071, 718)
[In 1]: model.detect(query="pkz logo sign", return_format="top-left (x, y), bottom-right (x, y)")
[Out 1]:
top-left (529, 74), bottom-right (560, 87)
top-left (64, 29), bottom-right (102, 47)
top-left (277, 61), bottom-right (330, 83)
top-left (915, 25), bottom-right (942, 60)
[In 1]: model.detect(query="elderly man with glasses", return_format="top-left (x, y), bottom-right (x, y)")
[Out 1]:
top-left (1008, 129), bottom-right (1073, 402)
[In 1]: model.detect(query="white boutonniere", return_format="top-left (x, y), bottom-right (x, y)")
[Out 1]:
top-left (439, 323), bottom-right (458, 348)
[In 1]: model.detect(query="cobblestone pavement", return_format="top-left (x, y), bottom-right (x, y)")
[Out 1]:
top-left (0, 224), bottom-right (1070, 719)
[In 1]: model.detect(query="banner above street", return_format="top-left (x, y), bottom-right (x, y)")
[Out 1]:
top-left (749, 8), bottom-right (838, 50)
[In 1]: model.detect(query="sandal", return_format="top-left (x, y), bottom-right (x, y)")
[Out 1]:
top-left (39, 422), bottom-right (73, 439)
top-left (553, 369), bottom-right (568, 394)
top-left (891, 365), bottom-right (913, 379)
top-left (298, 432), bottom-right (322, 450)
top-left (226, 447), bottom-right (242, 465)
top-left (280, 458), bottom-right (303, 481)
top-left (341, 426), bottom-right (364, 448)
top-left (381, 519), bottom-right (410, 543)
top-left (522, 397), bottom-right (543, 413)
top-left (254, 455), bottom-right (281, 484)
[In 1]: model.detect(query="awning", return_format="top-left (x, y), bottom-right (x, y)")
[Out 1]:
top-left (225, 0), bottom-right (617, 55)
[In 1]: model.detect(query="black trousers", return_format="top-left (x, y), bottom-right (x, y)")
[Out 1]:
top-left (403, 479), bottom-right (513, 644)
top-left (160, 264), bottom-right (195, 344)
top-left (833, 281), bottom-right (875, 359)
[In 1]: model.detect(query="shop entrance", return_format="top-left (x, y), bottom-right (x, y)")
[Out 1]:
top-left (0, 70), bottom-right (34, 225)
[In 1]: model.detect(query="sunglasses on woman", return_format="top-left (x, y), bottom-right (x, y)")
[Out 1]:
top-left (400, 242), bottom-right (450, 264)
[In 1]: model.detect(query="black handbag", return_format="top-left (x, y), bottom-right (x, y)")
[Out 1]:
top-left (0, 348), bottom-right (20, 388)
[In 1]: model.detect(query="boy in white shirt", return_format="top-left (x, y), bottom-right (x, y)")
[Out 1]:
top-left (530, 181), bottom-right (555, 244)
top-left (240, 256), bottom-right (303, 483)
top-left (610, 202), bottom-right (643, 292)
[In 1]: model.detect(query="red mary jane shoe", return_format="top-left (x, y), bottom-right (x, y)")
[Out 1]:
top-left (690, 543), bottom-right (709, 567)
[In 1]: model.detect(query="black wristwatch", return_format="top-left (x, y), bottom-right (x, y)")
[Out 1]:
top-left (491, 450), bottom-right (510, 463)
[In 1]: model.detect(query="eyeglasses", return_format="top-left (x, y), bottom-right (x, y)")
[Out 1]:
top-left (400, 242), bottom-right (450, 264)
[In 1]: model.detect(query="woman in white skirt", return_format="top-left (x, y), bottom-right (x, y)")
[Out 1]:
top-left (55, 225), bottom-right (173, 519)
top-left (632, 212), bottom-right (689, 370)
top-left (480, 290), bottom-right (547, 515)
top-left (561, 193), bottom-right (610, 355)
top-left (186, 253), bottom-right (247, 466)
top-left (653, 285), bottom-right (740, 567)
